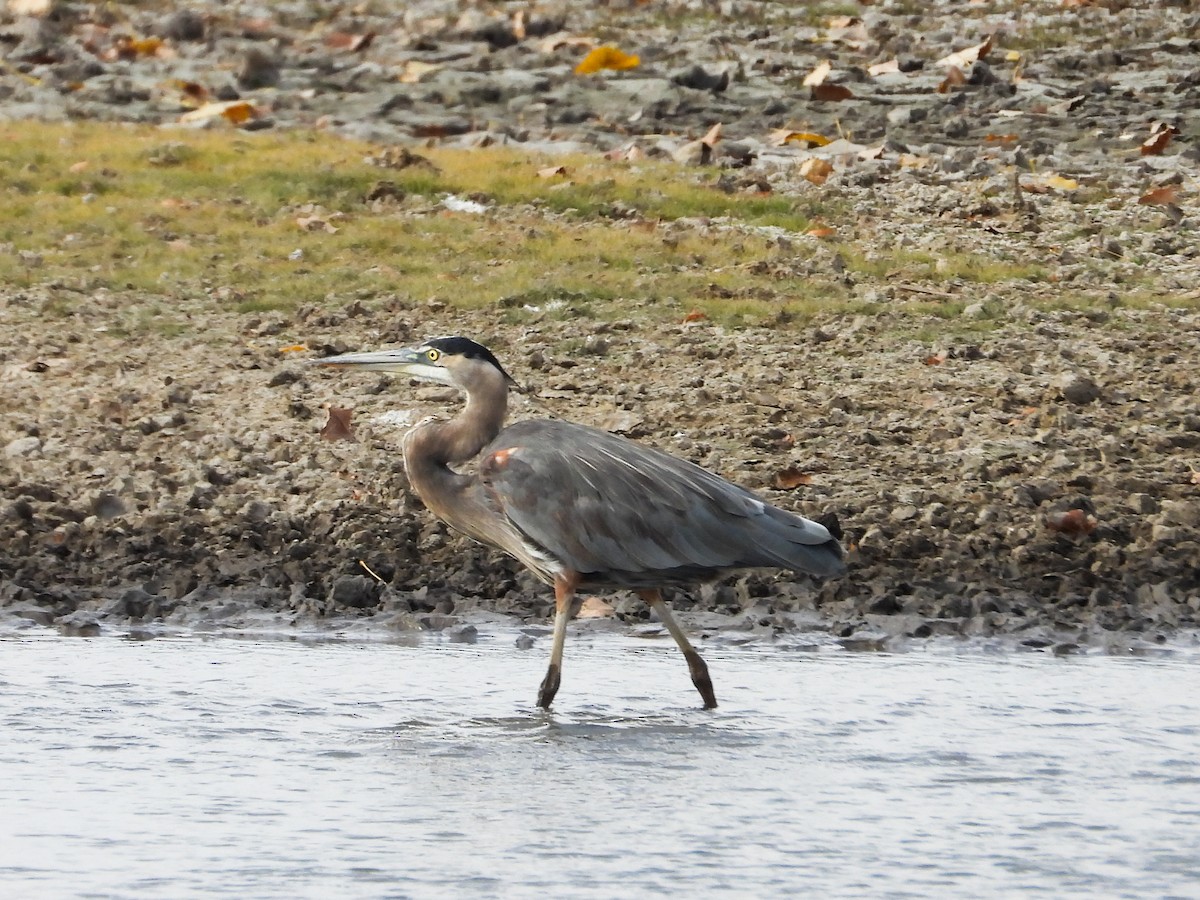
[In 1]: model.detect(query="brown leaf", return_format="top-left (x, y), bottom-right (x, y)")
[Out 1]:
top-left (682, 310), bottom-right (708, 323)
top-left (811, 83), bottom-right (854, 102)
top-left (1141, 128), bottom-right (1175, 156)
top-left (1045, 509), bottom-right (1097, 536)
top-left (799, 158), bottom-right (834, 185)
top-left (1138, 185), bottom-right (1179, 206)
top-left (937, 66), bottom-right (966, 93)
top-left (325, 31), bottom-right (375, 52)
top-left (923, 352), bottom-right (948, 366)
top-left (320, 407), bottom-right (355, 442)
top-left (774, 467), bottom-right (813, 489)
top-left (806, 225), bottom-right (836, 238)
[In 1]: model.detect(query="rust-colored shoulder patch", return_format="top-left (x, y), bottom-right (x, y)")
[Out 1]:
top-left (481, 446), bottom-right (519, 476)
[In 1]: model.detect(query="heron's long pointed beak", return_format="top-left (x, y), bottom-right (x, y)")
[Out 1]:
top-left (316, 347), bottom-right (425, 373)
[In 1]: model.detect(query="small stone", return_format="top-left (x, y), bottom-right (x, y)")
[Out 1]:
top-left (1056, 374), bottom-right (1101, 405)
top-left (1159, 500), bottom-right (1200, 528)
top-left (4, 436), bottom-right (41, 457)
top-left (1129, 493), bottom-right (1159, 515)
top-left (57, 610), bottom-right (100, 637)
top-left (329, 575), bottom-right (380, 609)
top-left (160, 9), bottom-right (205, 41)
top-left (238, 49), bottom-right (280, 90)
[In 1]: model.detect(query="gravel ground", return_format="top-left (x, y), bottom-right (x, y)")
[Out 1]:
top-left (2, 0), bottom-right (1199, 650)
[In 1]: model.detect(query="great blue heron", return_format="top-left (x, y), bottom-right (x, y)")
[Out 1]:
top-left (320, 336), bottom-right (845, 709)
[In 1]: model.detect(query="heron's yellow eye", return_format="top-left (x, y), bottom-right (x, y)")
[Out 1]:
top-left (426, 349), bottom-right (440, 362)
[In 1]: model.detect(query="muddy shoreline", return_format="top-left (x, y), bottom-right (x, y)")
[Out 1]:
top-left (2, 0), bottom-right (1199, 649)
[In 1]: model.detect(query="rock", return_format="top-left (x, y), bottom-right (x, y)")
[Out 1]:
top-left (57, 610), bottom-right (100, 637)
top-left (671, 65), bottom-right (729, 92)
top-left (1056, 374), bottom-right (1102, 405)
top-left (329, 575), bottom-right (380, 609)
top-left (237, 49), bottom-right (280, 90)
top-left (4, 436), bottom-right (41, 457)
top-left (160, 9), bottom-right (205, 42)
top-left (1159, 500), bottom-right (1200, 528)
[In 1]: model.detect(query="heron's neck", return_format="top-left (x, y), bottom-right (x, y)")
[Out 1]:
top-left (401, 384), bottom-right (507, 522)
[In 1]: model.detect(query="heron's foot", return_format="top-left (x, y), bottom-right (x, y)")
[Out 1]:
top-left (685, 649), bottom-right (718, 709)
top-left (537, 663), bottom-right (562, 709)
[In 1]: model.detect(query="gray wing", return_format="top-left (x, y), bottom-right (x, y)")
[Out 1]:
top-left (479, 418), bottom-right (845, 587)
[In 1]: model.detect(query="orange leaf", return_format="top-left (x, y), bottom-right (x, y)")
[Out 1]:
top-left (278, 344), bottom-right (309, 354)
top-left (1138, 185), bottom-right (1179, 206)
top-left (769, 130), bottom-right (831, 147)
top-left (574, 46), bottom-right (640, 75)
top-left (799, 158), bottom-right (834, 186)
top-left (923, 352), bottom-right (948, 366)
top-left (811, 83), bottom-right (854, 102)
top-left (320, 407), bottom-right (355, 442)
top-left (806, 225), bottom-right (836, 238)
top-left (774, 467), bottom-right (813, 489)
top-left (682, 310), bottom-right (708, 323)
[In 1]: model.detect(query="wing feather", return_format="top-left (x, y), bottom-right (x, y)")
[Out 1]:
top-left (480, 419), bottom-right (844, 585)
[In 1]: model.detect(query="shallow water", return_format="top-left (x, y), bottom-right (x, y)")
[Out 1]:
top-left (2, 630), bottom-right (1199, 898)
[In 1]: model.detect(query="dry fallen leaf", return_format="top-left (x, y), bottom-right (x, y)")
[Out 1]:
top-left (868, 58), bottom-right (900, 76)
top-left (68, 160), bottom-right (89, 173)
top-left (1045, 509), bottom-right (1097, 536)
top-left (773, 467), bottom-right (813, 489)
top-left (700, 122), bottom-right (722, 147)
top-left (1137, 185), bottom-right (1179, 206)
top-left (806, 225), bottom-right (836, 238)
top-left (799, 158), bottom-right (834, 185)
top-left (769, 130), bottom-right (831, 148)
top-left (811, 83), bottom-right (854, 102)
top-left (179, 100), bottom-right (257, 125)
top-left (278, 344), bottom-right (309, 354)
top-left (324, 31), bottom-right (375, 52)
top-left (398, 60), bottom-right (440, 83)
top-left (936, 35), bottom-right (993, 68)
top-left (173, 79), bottom-right (210, 107)
top-left (1141, 125), bottom-right (1178, 157)
top-left (682, 310), bottom-right (708, 323)
top-left (537, 165), bottom-right (569, 178)
top-left (320, 407), bottom-right (355, 442)
top-left (574, 45), bottom-right (640, 75)
top-left (576, 596), bottom-right (614, 619)
top-left (937, 65), bottom-right (966, 93)
top-left (803, 60), bottom-right (832, 87)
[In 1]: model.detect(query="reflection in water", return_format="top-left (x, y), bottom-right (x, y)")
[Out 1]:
top-left (1, 630), bottom-right (1199, 897)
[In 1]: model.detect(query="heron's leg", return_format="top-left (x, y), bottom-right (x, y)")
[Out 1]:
top-left (639, 589), bottom-right (717, 709)
top-left (538, 572), bottom-right (579, 709)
